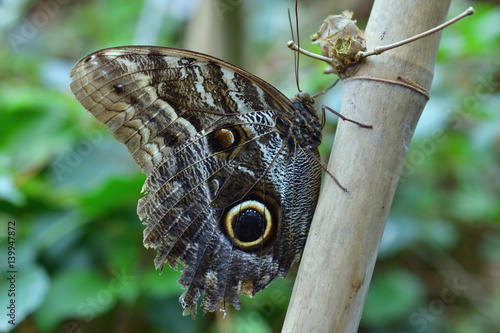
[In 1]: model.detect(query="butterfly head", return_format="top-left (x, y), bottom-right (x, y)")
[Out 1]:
top-left (290, 91), bottom-right (316, 115)
top-left (296, 91), bottom-right (315, 105)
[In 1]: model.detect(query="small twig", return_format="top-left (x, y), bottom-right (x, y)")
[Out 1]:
top-left (358, 7), bottom-right (474, 58)
top-left (287, 7), bottom-right (475, 65)
top-left (287, 40), bottom-right (331, 63)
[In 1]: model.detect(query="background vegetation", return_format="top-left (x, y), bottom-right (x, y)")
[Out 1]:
top-left (0, 0), bottom-right (498, 332)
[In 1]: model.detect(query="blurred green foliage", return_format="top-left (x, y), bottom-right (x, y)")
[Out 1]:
top-left (0, 0), bottom-right (499, 332)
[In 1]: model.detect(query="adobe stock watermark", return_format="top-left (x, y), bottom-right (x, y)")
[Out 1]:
top-left (400, 73), bottom-right (497, 181)
top-left (212, 0), bottom-right (242, 21)
top-left (52, 268), bottom-right (135, 333)
top-left (51, 128), bottom-right (103, 182)
top-left (401, 276), bottom-right (467, 333)
top-left (8, 0), bottom-right (70, 52)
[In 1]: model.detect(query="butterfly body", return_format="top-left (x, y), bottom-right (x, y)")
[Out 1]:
top-left (70, 46), bottom-right (322, 317)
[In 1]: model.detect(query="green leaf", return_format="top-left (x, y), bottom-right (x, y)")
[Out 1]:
top-left (362, 268), bottom-right (425, 326)
top-left (77, 172), bottom-right (144, 217)
top-left (33, 270), bottom-right (113, 331)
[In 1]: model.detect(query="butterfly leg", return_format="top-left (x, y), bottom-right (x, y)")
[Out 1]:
top-left (321, 105), bottom-right (373, 129)
top-left (305, 145), bottom-right (348, 193)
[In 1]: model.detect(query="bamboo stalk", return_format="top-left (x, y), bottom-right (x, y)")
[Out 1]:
top-left (282, 1), bottom-right (451, 331)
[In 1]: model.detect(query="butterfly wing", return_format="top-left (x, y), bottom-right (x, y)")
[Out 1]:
top-left (70, 46), bottom-right (322, 317)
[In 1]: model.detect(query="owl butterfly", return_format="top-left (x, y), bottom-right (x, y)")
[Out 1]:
top-left (70, 46), bottom-right (364, 318)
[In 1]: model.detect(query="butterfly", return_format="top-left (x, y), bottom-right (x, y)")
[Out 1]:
top-left (70, 46), bottom-right (324, 318)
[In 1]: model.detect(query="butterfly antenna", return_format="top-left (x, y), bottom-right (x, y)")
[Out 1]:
top-left (288, 8), bottom-right (300, 92)
top-left (294, 0), bottom-right (301, 92)
top-left (288, 8), bottom-right (295, 47)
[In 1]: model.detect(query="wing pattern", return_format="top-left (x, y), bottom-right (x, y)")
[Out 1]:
top-left (70, 46), bottom-right (322, 317)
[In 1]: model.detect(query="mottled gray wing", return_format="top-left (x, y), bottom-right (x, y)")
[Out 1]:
top-left (69, 46), bottom-right (321, 318)
top-left (70, 46), bottom-right (294, 176)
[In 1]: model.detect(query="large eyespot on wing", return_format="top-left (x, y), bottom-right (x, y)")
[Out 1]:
top-left (138, 111), bottom-right (281, 257)
top-left (176, 116), bottom-right (322, 318)
top-left (175, 124), bottom-right (322, 318)
top-left (174, 129), bottom-right (290, 317)
top-left (134, 110), bottom-right (290, 317)
top-left (69, 46), bottom-right (296, 176)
